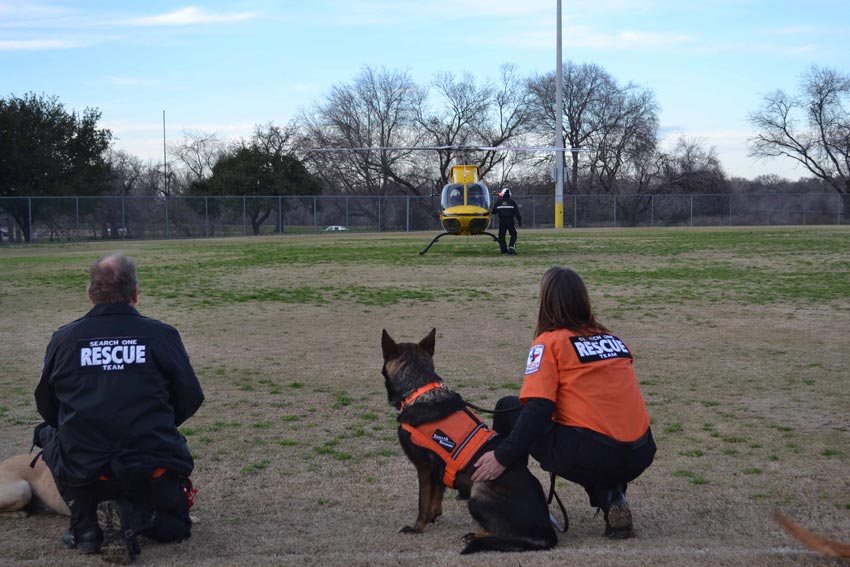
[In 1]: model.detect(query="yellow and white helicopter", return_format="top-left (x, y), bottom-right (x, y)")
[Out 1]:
top-left (302, 144), bottom-right (561, 254)
top-left (420, 162), bottom-right (498, 254)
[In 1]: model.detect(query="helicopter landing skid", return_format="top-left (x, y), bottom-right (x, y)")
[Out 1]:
top-left (419, 231), bottom-right (500, 255)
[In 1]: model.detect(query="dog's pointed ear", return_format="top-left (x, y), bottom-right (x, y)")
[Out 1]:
top-left (382, 329), bottom-right (400, 360)
top-left (419, 328), bottom-right (436, 357)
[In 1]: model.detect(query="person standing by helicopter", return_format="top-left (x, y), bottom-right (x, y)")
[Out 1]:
top-left (491, 187), bottom-right (522, 255)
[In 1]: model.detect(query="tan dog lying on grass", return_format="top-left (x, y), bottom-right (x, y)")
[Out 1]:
top-left (0, 453), bottom-right (69, 517)
top-left (774, 511), bottom-right (850, 558)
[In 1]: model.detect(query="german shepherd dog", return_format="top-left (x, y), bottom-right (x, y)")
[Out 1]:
top-left (381, 328), bottom-right (557, 554)
top-left (774, 511), bottom-right (850, 558)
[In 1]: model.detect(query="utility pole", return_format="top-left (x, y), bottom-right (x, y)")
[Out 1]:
top-left (554, 0), bottom-right (565, 228)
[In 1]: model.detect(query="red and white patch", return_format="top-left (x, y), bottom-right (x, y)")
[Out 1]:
top-left (525, 344), bottom-right (544, 374)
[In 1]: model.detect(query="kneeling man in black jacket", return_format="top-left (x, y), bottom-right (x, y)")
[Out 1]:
top-left (34, 253), bottom-right (204, 562)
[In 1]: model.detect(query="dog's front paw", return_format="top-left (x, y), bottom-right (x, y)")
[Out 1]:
top-left (461, 532), bottom-right (477, 545)
top-left (400, 525), bottom-right (422, 534)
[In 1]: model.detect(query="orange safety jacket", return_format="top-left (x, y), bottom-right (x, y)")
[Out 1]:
top-left (400, 382), bottom-right (498, 488)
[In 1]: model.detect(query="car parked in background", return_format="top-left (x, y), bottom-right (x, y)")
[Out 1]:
top-left (324, 225), bottom-right (349, 231)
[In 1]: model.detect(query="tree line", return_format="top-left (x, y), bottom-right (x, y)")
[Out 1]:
top-left (1, 62), bottom-right (848, 241)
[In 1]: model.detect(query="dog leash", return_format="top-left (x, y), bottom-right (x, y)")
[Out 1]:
top-left (547, 472), bottom-right (569, 533)
top-left (463, 400), bottom-right (524, 415)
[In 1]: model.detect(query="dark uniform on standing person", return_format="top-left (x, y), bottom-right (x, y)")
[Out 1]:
top-left (472, 267), bottom-right (656, 538)
top-left (34, 253), bottom-right (204, 559)
top-left (491, 188), bottom-right (522, 254)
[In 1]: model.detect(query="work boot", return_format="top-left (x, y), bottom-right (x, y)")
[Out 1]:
top-left (508, 246), bottom-right (517, 255)
top-left (61, 526), bottom-right (103, 554)
top-left (601, 487), bottom-right (634, 539)
top-left (97, 500), bottom-right (138, 564)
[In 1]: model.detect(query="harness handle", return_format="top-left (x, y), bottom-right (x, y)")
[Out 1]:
top-left (548, 472), bottom-right (569, 533)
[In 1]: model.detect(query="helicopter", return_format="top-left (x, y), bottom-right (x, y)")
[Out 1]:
top-left (419, 163), bottom-right (498, 255)
top-left (301, 144), bottom-right (567, 254)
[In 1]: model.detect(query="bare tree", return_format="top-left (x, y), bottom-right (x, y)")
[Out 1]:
top-left (299, 65), bottom-right (536, 197)
top-left (170, 130), bottom-right (227, 184)
top-left (749, 66), bottom-right (850, 197)
top-left (527, 62), bottom-right (659, 194)
top-left (418, 65), bottom-right (535, 189)
top-left (252, 121), bottom-right (299, 158)
top-left (652, 137), bottom-right (729, 194)
top-left (299, 66), bottom-right (428, 196)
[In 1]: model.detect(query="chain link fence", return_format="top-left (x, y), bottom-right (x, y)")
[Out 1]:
top-left (0, 192), bottom-right (847, 243)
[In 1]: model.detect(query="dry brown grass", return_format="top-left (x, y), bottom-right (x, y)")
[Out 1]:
top-left (1, 227), bottom-right (848, 566)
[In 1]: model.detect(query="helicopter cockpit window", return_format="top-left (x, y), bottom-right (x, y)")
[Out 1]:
top-left (467, 184), bottom-right (490, 208)
top-left (441, 184), bottom-right (465, 209)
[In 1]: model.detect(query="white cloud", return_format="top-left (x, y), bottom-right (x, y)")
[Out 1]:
top-left (565, 23), bottom-right (692, 50)
top-left (0, 2), bottom-right (69, 21)
top-left (0, 38), bottom-right (85, 51)
top-left (659, 128), bottom-right (805, 179)
top-left (481, 25), bottom-right (691, 51)
top-left (124, 6), bottom-right (258, 27)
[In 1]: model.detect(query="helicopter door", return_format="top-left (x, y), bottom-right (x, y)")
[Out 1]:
top-left (441, 184), bottom-right (465, 209)
top-left (466, 184), bottom-right (490, 209)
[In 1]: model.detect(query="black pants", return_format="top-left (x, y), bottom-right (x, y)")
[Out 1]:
top-left (497, 220), bottom-right (518, 253)
top-left (493, 396), bottom-right (656, 507)
top-left (65, 472), bottom-right (191, 543)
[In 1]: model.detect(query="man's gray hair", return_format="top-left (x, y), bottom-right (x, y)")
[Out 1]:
top-left (88, 253), bottom-right (138, 304)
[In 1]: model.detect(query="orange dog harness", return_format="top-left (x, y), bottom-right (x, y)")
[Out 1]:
top-left (400, 382), bottom-right (497, 488)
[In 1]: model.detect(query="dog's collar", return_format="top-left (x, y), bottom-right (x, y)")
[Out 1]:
top-left (400, 381), bottom-right (445, 410)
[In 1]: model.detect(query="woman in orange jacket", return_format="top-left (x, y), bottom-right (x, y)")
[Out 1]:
top-left (472, 267), bottom-right (656, 538)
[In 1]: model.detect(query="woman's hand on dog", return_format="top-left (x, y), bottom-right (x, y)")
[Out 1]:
top-left (471, 451), bottom-right (505, 482)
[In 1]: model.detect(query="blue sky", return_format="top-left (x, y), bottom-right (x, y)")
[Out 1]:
top-left (2, 0), bottom-right (848, 179)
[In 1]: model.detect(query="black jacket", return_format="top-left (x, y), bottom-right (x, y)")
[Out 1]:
top-left (35, 302), bottom-right (204, 485)
top-left (491, 196), bottom-right (522, 225)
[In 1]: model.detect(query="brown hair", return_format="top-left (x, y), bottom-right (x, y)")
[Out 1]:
top-left (88, 253), bottom-right (137, 304)
top-left (534, 267), bottom-right (608, 338)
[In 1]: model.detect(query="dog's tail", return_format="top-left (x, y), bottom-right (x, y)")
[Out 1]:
top-left (774, 510), bottom-right (850, 558)
top-left (460, 532), bottom-right (557, 555)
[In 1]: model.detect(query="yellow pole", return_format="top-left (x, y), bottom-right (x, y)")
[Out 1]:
top-left (554, 0), bottom-right (564, 228)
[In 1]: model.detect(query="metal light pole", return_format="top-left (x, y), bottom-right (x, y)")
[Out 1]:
top-left (554, 0), bottom-right (565, 228)
top-left (162, 110), bottom-right (168, 195)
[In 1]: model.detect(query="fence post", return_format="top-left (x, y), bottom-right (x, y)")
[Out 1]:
top-left (650, 194), bottom-right (654, 227)
top-left (76, 197), bottom-right (80, 240)
top-left (802, 193), bottom-right (807, 225)
top-left (205, 197), bottom-right (209, 237)
top-left (28, 197), bottom-right (33, 243)
top-left (346, 197), bottom-right (350, 227)
top-left (378, 196), bottom-right (382, 231)
top-left (121, 196), bottom-right (126, 240)
top-left (165, 196), bottom-right (170, 240)
top-left (613, 195), bottom-right (617, 227)
top-left (406, 195), bottom-right (410, 232)
top-left (278, 196), bottom-right (282, 234)
top-left (243, 196), bottom-right (247, 236)
top-left (729, 194), bottom-right (733, 226)
top-left (838, 194), bottom-right (842, 225)
top-left (313, 196), bottom-right (317, 230)
top-left (689, 195), bottom-right (693, 227)
top-left (573, 194), bottom-right (577, 228)
top-left (532, 195), bottom-right (536, 228)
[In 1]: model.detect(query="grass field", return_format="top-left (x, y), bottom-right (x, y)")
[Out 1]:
top-left (1, 226), bottom-right (849, 566)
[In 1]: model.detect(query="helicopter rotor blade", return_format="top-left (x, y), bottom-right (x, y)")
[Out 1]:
top-left (300, 145), bottom-right (586, 153)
